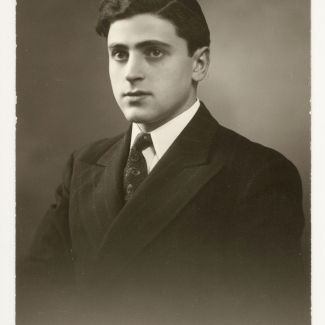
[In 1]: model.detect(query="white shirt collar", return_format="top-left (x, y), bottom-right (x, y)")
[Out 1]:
top-left (130, 99), bottom-right (200, 159)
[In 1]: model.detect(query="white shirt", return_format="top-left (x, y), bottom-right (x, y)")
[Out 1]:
top-left (130, 99), bottom-right (200, 173)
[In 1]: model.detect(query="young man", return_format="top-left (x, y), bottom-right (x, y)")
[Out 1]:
top-left (23, 0), bottom-right (309, 324)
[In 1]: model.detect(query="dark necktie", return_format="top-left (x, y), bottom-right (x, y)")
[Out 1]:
top-left (123, 133), bottom-right (153, 201)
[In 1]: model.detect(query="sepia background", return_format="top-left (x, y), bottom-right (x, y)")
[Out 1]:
top-left (16, 0), bottom-right (311, 276)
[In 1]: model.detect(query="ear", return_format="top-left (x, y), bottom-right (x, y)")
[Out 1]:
top-left (192, 46), bottom-right (210, 82)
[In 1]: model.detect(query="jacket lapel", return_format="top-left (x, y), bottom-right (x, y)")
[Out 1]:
top-left (93, 104), bottom-right (226, 278)
top-left (77, 129), bottom-right (131, 250)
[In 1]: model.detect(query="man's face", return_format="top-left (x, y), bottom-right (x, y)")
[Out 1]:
top-left (107, 14), bottom-right (198, 132)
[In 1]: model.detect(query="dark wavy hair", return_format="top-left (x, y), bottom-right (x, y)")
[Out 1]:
top-left (96, 0), bottom-right (210, 56)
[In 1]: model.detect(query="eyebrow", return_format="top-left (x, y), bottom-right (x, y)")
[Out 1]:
top-left (107, 40), bottom-right (172, 50)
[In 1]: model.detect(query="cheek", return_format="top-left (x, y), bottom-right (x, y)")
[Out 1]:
top-left (160, 70), bottom-right (193, 96)
top-left (156, 63), bottom-right (191, 87)
top-left (109, 70), bottom-right (122, 94)
top-left (171, 61), bottom-right (193, 84)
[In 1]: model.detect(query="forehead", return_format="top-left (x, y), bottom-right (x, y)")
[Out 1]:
top-left (107, 14), bottom-right (182, 47)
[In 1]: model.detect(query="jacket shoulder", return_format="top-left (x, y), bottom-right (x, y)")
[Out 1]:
top-left (215, 124), bottom-right (299, 175)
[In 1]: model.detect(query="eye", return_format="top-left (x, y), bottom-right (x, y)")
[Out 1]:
top-left (111, 50), bottom-right (128, 61)
top-left (146, 48), bottom-right (164, 59)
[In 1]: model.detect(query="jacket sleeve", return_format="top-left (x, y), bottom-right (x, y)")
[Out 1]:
top-left (229, 155), bottom-right (309, 323)
top-left (28, 153), bottom-right (75, 285)
top-left (16, 154), bottom-right (79, 324)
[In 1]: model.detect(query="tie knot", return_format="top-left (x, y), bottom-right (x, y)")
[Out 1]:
top-left (132, 133), bottom-right (152, 152)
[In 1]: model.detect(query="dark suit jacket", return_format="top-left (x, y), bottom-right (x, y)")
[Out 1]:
top-left (20, 103), bottom-right (309, 324)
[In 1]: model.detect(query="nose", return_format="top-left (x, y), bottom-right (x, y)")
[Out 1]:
top-left (125, 53), bottom-right (145, 82)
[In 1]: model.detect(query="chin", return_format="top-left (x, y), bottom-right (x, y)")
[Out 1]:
top-left (122, 107), bottom-right (153, 124)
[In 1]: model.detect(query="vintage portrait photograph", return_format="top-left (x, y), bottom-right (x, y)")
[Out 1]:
top-left (15, 0), bottom-right (312, 324)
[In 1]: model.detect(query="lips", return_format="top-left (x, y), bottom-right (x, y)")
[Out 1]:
top-left (124, 91), bottom-right (151, 97)
top-left (123, 91), bottom-right (151, 103)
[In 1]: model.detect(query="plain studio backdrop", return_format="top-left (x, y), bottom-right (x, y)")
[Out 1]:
top-left (16, 0), bottom-right (310, 280)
